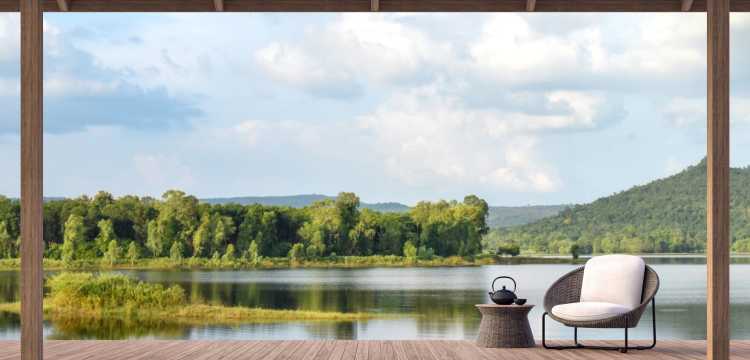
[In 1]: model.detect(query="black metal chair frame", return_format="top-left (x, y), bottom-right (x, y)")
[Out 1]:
top-left (542, 297), bottom-right (657, 353)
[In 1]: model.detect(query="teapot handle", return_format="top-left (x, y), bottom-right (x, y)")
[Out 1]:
top-left (491, 276), bottom-right (517, 293)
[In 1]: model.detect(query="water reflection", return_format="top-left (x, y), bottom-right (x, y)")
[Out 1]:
top-left (0, 259), bottom-right (746, 340)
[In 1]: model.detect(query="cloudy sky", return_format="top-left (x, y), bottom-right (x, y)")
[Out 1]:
top-left (0, 13), bottom-right (749, 206)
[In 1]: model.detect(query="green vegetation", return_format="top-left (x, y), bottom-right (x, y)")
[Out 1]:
top-left (0, 272), bottom-right (375, 324)
top-left (0, 254), bottom-right (497, 271)
top-left (0, 191), bottom-right (488, 268)
top-left (484, 159), bottom-right (750, 255)
top-left (487, 205), bottom-right (568, 228)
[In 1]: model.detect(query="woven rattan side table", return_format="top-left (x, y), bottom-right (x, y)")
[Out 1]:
top-left (475, 304), bottom-right (535, 348)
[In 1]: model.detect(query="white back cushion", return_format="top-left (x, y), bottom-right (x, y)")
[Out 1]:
top-left (580, 254), bottom-right (646, 309)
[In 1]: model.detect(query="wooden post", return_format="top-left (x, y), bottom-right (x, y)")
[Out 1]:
top-left (707, 0), bottom-right (730, 358)
top-left (526, 0), bottom-right (537, 11)
top-left (20, 0), bottom-right (44, 359)
top-left (56, 0), bottom-right (68, 11)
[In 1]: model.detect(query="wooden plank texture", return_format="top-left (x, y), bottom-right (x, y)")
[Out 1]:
top-left (19, 0), bottom-right (44, 359)
top-left (2, 0), bottom-right (750, 11)
top-left (707, 0), bottom-right (731, 359)
top-left (55, 0), bottom-right (68, 11)
top-left (0, 340), bottom-right (745, 360)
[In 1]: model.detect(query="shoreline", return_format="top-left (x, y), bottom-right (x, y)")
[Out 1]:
top-left (0, 253), bottom-right (745, 271)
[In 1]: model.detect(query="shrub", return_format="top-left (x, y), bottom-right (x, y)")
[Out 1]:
top-left (47, 272), bottom-right (185, 310)
top-left (496, 243), bottom-right (520, 257)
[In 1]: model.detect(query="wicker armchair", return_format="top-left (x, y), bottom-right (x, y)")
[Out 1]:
top-left (541, 260), bottom-right (659, 353)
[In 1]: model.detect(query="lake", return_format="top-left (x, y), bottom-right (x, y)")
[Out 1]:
top-left (0, 258), bottom-right (747, 341)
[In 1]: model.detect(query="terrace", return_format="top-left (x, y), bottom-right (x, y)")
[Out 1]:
top-left (2, 340), bottom-right (750, 360)
top-left (1, 0), bottom-right (741, 359)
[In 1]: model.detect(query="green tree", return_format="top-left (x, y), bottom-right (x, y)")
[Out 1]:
top-left (62, 214), bottom-right (86, 264)
top-left (246, 240), bottom-right (260, 265)
top-left (335, 192), bottom-right (360, 255)
top-left (104, 239), bottom-right (120, 266)
top-left (569, 243), bottom-right (580, 259)
top-left (288, 243), bottom-right (305, 262)
top-left (126, 241), bottom-right (140, 265)
top-left (403, 241), bottom-right (417, 259)
top-left (222, 244), bottom-right (236, 262)
top-left (212, 216), bottom-right (235, 255)
top-left (146, 220), bottom-right (163, 257)
top-left (169, 241), bottom-right (184, 261)
top-left (94, 219), bottom-right (117, 256)
top-left (0, 221), bottom-right (14, 258)
top-left (192, 215), bottom-right (212, 257)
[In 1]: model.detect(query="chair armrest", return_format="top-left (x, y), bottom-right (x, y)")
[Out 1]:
top-left (543, 266), bottom-right (584, 313)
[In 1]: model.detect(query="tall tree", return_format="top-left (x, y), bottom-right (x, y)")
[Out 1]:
top-left (192, 215), bottom-right (212, 257)
top-left (94, 219), bottom-right (117, 256)
top-left (0, 221), bottom-right (14, 258)
top-left (62, 214), bottom-right (86, 263)
top-left (146, 220), bottom-right (163, 257)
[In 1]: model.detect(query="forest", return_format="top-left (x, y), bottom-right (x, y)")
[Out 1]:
top-left (484, 159), bottom-right (750, 255)
top-left (0, 191), bottom-right (489, 264)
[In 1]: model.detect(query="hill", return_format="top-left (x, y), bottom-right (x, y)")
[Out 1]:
top-left (488, 205), bottom-right (568, 228)
top-left (201, 195), bottom-right (564, 227)
top-left (200, 194), bottom-right (411, 213)
top-left (484, 159), bottom-right (750, 255)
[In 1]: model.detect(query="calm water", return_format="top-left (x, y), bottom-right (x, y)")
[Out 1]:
top-left (0, 259), bottom-right (748, 341)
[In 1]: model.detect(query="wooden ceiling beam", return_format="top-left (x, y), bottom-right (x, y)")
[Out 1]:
top-left (213, 0), bottom-right (224, 11)
top-left (1, 0), bottom-right (750, 12)
top-left (56, 0), bottom-right (69, 11)
top-left (526, 0), bottom-right (536, 11)
top-left (682, 0), bottom-right (695, 10)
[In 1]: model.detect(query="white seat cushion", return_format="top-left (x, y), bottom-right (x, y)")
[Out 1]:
top-left (551, 302), bottom-right (631, 322)
top-left (580, 254), bottom-right (646, 309)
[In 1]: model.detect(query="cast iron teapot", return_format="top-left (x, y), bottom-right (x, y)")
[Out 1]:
top-left (489, 276), bottom-right (517, 305)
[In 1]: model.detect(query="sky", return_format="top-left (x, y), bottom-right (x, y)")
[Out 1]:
top-left (0, 13), bottom-right (750, 206)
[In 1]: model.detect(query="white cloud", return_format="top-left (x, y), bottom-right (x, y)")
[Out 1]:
top-left (255, 14), bottom-right (453, 98)
top-left (133, 153), bottom-right (195, 192)
top-left (662, 96), bottom-right (750, 128)
top-left (355, 85), bottom-right (619, 192)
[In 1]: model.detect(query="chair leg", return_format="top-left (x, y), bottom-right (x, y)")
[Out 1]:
top-left (621, 319), bottom-right (628, 353)
top-left (543, 298), bottom-right (657, 352)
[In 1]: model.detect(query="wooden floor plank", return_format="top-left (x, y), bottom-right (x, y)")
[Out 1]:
top-left (0, 340), bottom-right (746, 359)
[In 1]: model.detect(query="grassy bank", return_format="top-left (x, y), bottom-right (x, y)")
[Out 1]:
top-left (0, 302), bottom-right (375, 324)
top-left (0, 254), bottom-right (508, 270)
top-left (0, 272), bottom-right (377, 324)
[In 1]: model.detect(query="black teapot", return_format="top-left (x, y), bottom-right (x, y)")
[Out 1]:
top-left (489, 276), bottom-right (517, 305)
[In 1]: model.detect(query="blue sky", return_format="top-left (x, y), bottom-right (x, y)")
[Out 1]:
top-left (0, 13), bottom-right (750, 206)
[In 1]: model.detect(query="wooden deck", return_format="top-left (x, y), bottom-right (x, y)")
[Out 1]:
top-left (0, 340), bottom-right (748, 360)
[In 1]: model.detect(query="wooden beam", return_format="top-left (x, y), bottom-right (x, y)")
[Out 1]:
top-left (371, 0), bottom-right (379, 11)
top-left (213, 0), bottom-right (223, 11)
top-left (2, 0), bottom-right (750, 12)
top-left (526, 0), bottom-right (536, 11)
top-left (707, 0), bottom-right (730, 358)
top-left (56, 0), bottom-right (68, 11)
top-left (682, 0), bottom-right (695, 10)
top-left (20, 0), bottom-right (44, 359)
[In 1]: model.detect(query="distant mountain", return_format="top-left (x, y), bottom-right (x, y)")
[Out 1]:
top-left (488, 205), bottom-right (569, 228)
top-left (202, 194), bottom-right (565, 227)
top-left (200, 194), bottom-right (411, 213)
top-left (488, 159), bottom-right (750, 254)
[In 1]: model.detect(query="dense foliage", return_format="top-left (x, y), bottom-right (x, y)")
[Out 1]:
top-left (0, 191), bottom-right (488, 264)
top-left (484, 159), bottom-right (750, 255)
top-left (47, 272), bottom-right (185, 310)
